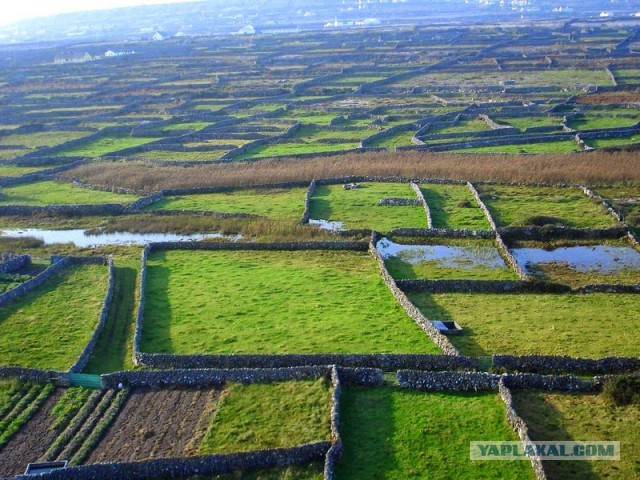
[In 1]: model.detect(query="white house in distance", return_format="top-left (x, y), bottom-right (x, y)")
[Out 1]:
top-left (152, 31), bottom-right (170, 41)
top-left (236, 25), bottom-right (256, 35)
top-left (105, 50), bottom-right (135, 58)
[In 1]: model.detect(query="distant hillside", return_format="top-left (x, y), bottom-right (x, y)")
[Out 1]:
top-left (0, 0), bottom-right (638, 44)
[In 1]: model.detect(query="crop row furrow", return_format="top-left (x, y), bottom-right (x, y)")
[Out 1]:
top-left (0, 387), bottom-right (30, 421)
top-left (57, 389), bottom-right (117, 461)
top-left (42, 389), bottom-right (105, 462)
top-left (0, 384), bottom-right (44, 434)
top-left (70, 388), bottom-right (130, 466)
top-left (0, 383), bottom-right (54, 449)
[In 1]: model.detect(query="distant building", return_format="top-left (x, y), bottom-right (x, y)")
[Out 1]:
top-left (53, 52), bottom-right (93, 64)
top-left (152, 31), bottom-right (169, 41)
top-left (104, 50), bottom-right (135, 58)
top-left (237, 25), bottom-right (256, 35)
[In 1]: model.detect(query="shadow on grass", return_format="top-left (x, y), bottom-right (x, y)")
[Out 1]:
top-left (139, 252), bottom-right (174, 355)
top-left (334, 386), bottom-right (398, 479)
top-left (308, 185), bottom-right (334, 221)
top-left (84, 266), bottom-right (137, 374)
top-left (384, 256), bottom-right (420, 280)
top-left (512, 392), bottom-right (598, 480)
top-left (420, 186), bottom-right (450, 228)
top-left (408, 292), bottom-right (489, 356)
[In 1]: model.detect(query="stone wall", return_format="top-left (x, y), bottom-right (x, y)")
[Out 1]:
top-left (397, 370), bottom-right (500, 391)
top-left (499, 379), bottom-right (547, 480)
top-left (13, 443), bottom-right (331, 480)
top-left (389, 228), bottom-right (495, 239)
top-left (301, 179), bottom-right (317, 224)
top-left (218, 121), bottom-right (301, 161)
top-left (417, 132), bottom-right (577, 153)
top-left (360, 123), bottom-right (415, 148)
top-left (369, 232), bottom-right (460, 356)
top-left (324, 366), bottom-right (342, 480)
top-left (499, 226), bottom-right (629, 242)
top-left (397, 370), bottom-right (598, 392)
top-left (0, 256), bottom-right (76, 308)
top-left (0, 204), bottom-right (128, 217)
top-left (0, 366), bottom-right (61, 383)
top-left (0, 255), bottom-right (111, 373)
top-left (378, 198), bottom-right (422, 206)
top-left (581, 186), bottom-right (624, 223)
top-left (0, 159), bottom-right (87, 188)
top-left (127, 192), bottom-right (165, 211)
top-left (101, 366), bottom-right (333, 389)
top-left (0, 253), bottom-right (30, 275)
top-left (467, 182), bottom-right (528, 280)
top-left (493, 355), bottom-right (640, 374)
top-left (69, 256), bottom-right (115, 373)
top-left (397, 279), bottom-right (571, 294)
top-left (410, 182), bottom-right (432, 228)
top-left (133, 352), bottom-right (477, 370)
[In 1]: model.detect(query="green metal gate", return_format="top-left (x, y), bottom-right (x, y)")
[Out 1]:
top-left (69, 373), bottom-right (102, 389)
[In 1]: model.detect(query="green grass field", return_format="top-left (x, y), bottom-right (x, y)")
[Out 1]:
top-left (566, 116), bottom-right (638, 131)
top-left (146, 187), bottom-right (307, 222)
top-left (129, 150), bottom-right (228, 161)
top-left (409, 292), bottom-right (640, 357)
top-left (0, 131), bottom-right (91, 149)
top-left (84, 250), bottom-right (140, 373)
top-left (239, 141), bottom-right (360, 159)
top-left (513, 391), bottom-right (640, 480)
top-left (335, 387), bottom-right (534, 480)
top-left (594, 186), bottom-right (640, 229)
top-left (0, 263), bottom-right (109, 370)
top-left (369, 129), bottom-right (418, 148)
top-left (200, 379), bottom-right (331, 454)
top-left (453, 140), bottom-right (581, 154)
top-left (309, 183), bottom-right (427, 231)
top-left (585, 134), bottom-right (640, 149)
top-left (478, 185), bottom-right (615, 228)
top-left (420, 183), bottom-right (490, 229)
top-left (0, 180), bottom-right (139, 206)
top-left (142, 249), bottom-right (440, 354)
top-left (53, 135), bottom-right (158, 157)
top-left (494, 116), bottom-right (562, 131)
top-left (0, 165), bottom-right (48, 177)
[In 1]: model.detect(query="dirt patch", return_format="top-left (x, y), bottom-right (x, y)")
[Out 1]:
top-left (0, 389), bottom-right (63, 477)
top-left (85, 386), bottom-right (220, 464)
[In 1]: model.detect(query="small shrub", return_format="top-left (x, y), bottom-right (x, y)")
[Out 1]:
top-left (523, 215), bottom-right (566, 227)
top-left (602, 375), bottom-right (640, 406)
top-left (456, 200), bottom-right (472, 208)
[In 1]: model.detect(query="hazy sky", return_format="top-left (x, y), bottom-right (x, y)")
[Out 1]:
top-left (1, 0), bottom-right (203, 27)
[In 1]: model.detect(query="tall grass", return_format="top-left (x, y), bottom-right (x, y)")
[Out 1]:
top-left (69, 151), bottom-right (640, 191)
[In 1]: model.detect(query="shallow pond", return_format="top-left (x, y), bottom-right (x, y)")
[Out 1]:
top-left (309, 219), bottom-right (345, 231)
top-left (512, 245), bottom-right (640, 273)
top-left (376, 237), bottom-right (507, 269)
top-left (0, 228), bottom-right (233, 247)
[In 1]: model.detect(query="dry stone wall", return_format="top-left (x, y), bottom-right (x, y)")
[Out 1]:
top-left (369, 232), bottom-right (460, 356)
top-left (301, 179), bottom-right (317, 224)
top-left (0, 253), bottom-right (30, 274)
top-left (494, 354), bottom-right (640, 374)
top-left (467, 182), bottom-right (528, 279)
top-left (12, 443), bottom-right (331, 480)
top-left (410, 182), bottom-right (432, 228)
top-left (69, 256), bottom-right (115, 373)
top-left (499, 378), bottom-right (547, 480)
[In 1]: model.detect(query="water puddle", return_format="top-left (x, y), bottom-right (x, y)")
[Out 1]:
top-left (0, 228), bottom-right (234, 247)
top-left (376, 237), bottom-right (507, 269)
top-left (309, 219), bottom-right (345, 231)
top-left (512, 246), bottom-right (640, 273)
